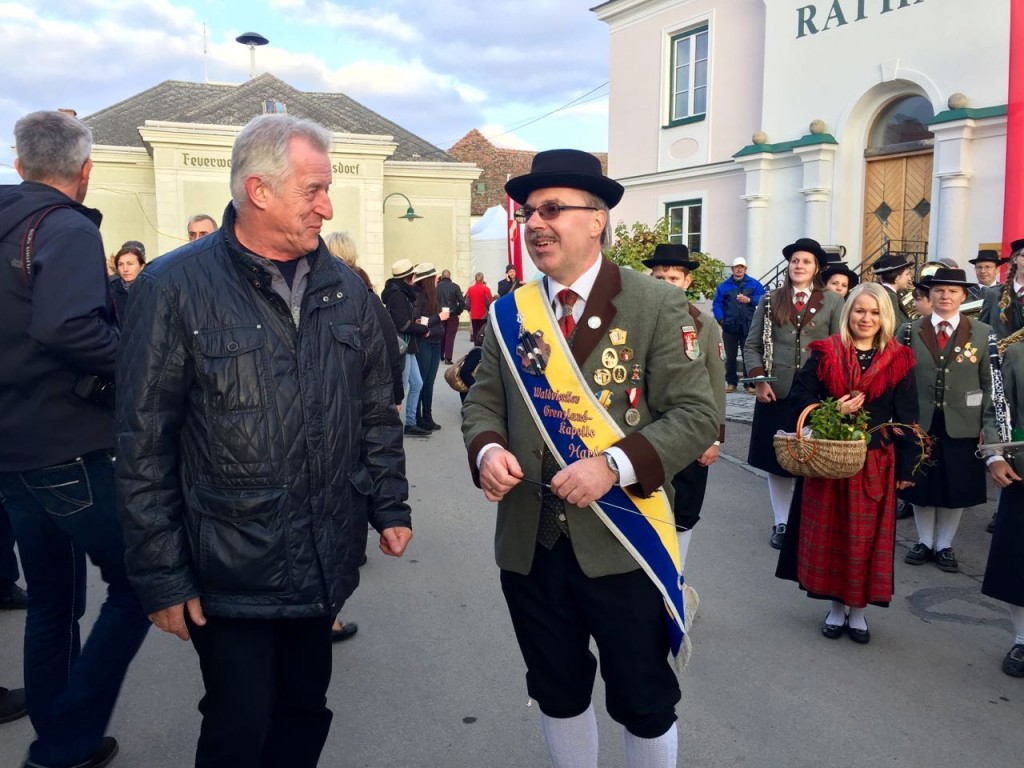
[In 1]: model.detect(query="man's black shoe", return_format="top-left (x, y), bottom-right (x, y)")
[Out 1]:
top-left (0, 686), bottom-right (27, 724)
top-left (418, 418), bottom-right (442, 431)
top-left (404, 424), bottom-right (431, 437)
top-left (904, 543), bottom-right (933, 565)
top-left (23, 737), bottom-right (119, 768)
top-left (0, 582), bottom-right (28, 610)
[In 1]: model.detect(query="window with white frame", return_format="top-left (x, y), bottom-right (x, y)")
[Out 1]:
top-left (666, 199), bottom-right (702, 252)
top-left (669, 26), bottom-right (708, 125)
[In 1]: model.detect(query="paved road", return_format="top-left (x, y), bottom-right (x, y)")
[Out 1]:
top-left (1, 333), bottom-right (1020, 767)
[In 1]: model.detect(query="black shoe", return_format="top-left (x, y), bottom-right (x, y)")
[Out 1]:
top-left (0, 582), bottom-right (28, 610)
top-left (847, 625), bottom-right (871, 644)
top-left (935, 547), bottom-right (959, 573)
top-left (904, 543), bottom-right (933, 565)
top-left (1002, 643), bottom-right (1024, 678)
top-left (418, 418), bottom-right (442, 431)
top-left (331, 621), bottom-right (359, 643)
top-left (987, 513), bottom-right (997, 534)
top-left (86, 737), bottom-right (119, 768)
top-left (821, 617), bottom-right (845, 640)
top-left (0, 686), bottom-right (27, 724)
top-left (895, 499), bottom-right (914, 520)
top-left (404, 424), bottom-right (431, 437)
top-left (770, 523), bottom-right (786, 550)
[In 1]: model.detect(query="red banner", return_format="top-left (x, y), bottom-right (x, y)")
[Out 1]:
top-left (506, 192), bottom-right (523, 278)
top-left (1002, 0), bottom-right (1024, 264)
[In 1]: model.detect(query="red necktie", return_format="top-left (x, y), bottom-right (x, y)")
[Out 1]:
top-left (557, 289), bottom-right (578, 338)
top-left (937, 321), bottom-right (950, 348)
top-left (794, 291), bottom-right (807, 313)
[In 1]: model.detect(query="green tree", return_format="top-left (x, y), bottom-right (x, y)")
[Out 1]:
top-left (606, 217), bottom-right (727, 301)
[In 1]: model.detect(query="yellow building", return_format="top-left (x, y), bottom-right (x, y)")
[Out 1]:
top-left (82, 73), bottom-right (480, 289)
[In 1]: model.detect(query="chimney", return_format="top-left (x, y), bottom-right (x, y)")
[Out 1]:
top-left (58, 108), bottom-right (78, 117)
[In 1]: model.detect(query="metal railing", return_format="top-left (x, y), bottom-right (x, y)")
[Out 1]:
top-left (756, 239), bottom-right (929, 288)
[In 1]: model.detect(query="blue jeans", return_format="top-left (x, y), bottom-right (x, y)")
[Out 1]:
top-left (402, 354), bottom-right (423, 427)
top-left (0, 450), bottom-right (150, 768)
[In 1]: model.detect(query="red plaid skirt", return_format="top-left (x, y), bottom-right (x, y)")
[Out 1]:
top-left (796, 445), bottom-right (896, 607)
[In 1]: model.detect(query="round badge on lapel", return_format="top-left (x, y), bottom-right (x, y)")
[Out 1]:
top-left (588, 316), bottom-right (601, 329)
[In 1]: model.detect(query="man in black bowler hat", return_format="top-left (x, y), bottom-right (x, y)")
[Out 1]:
top-left (463, 149), bottom-right (718, 767)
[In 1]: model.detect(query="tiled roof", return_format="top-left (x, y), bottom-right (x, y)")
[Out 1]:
top-left (82, 73), bottom-right (454, 162)
top-left (448, 129), bottom-right (607, 215)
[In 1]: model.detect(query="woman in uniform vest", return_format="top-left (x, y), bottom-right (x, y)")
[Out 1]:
top-left (744, 238), bottom-right (844, 549)
top-left (899, 268), bottom-right (1000, 573)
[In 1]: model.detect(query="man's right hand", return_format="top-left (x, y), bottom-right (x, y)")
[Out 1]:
top-left (149, 596), bottom-right (206, 641)
top-left (478, 446), bottom-right (524, 502)
top-left (756, 381), bottom-right (776, 403)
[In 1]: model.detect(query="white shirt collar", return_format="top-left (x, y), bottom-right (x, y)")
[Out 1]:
top-left (545, 254), bottom-right (603, 318)
top-left (931, 312), bottom-right (961, 332)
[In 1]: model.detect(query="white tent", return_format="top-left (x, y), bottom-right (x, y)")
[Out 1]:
top-left (470, 205), bottom-right (512, 287)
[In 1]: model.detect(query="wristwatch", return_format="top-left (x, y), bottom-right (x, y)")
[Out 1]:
top-left (602, 451), bottom-right (620, 485)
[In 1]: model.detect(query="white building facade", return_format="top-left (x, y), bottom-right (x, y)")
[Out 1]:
top-left (594, 0), bottom-right (1010, 277)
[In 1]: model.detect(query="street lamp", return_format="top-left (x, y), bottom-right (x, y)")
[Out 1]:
top-left (383, 192), bottom-right (422, 222)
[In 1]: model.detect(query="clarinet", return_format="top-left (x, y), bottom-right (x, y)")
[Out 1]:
top-left (762, 290), bottom-right (774, 377)
top-left (988, 331), bottom-right (1013, 445)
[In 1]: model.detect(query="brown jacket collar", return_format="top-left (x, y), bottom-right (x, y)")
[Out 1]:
top-left (919, 315), bottom-right (972, 362)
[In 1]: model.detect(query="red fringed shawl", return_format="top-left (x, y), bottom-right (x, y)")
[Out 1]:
top-left (808, 335), bottom-right (915, 401)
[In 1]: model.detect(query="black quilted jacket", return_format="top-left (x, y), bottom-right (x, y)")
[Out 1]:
top-left (115, 204), bottom-right (410, 618)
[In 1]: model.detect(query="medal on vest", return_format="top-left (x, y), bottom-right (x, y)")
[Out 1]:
top-left (625, 388), bottom-right (641, 426)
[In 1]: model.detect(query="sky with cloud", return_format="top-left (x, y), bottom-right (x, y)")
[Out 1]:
top-left (0, 0), bottom-right (611, 183)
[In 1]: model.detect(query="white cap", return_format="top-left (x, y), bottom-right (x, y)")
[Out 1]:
top-left (732, 257), bottom-right (747, 267)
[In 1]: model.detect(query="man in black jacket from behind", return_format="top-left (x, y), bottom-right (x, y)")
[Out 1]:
top-left (116, 115), bottom-right (413, 768)
top-left (0, 110), bottom-right (149, 768)
top-left (435, 268), bottom-right (465, 364)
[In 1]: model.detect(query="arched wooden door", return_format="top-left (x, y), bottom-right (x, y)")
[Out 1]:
top-left (863, 151), bottom-right (932, 264)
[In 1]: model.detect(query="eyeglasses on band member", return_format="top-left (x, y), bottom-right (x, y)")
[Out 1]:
top-left (513, 203), bottom-right (599, 224)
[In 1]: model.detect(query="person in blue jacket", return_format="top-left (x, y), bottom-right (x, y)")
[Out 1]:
top-left (712, 257), bottom-right (765, 392)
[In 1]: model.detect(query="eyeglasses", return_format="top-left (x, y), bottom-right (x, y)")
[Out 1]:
top-left (513, 203), bottom-right (599, 224)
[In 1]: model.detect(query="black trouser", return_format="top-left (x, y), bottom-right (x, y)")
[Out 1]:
top-left (722, 330), bottom-right (745, 385)
top-left (188, 615), bottom-right (334, 768)
top-left (500, 538), bottom-right (679, 738)
top-left (671, 460), bottom-right (709, 530)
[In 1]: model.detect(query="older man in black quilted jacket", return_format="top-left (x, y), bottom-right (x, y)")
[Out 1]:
top-left (116, 115), bottom-right (412, 768)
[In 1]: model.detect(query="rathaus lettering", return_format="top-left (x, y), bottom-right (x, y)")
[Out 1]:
top-left (796, 0), bottom-right (924, 39)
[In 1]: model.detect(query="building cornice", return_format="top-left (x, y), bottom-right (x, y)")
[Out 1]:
top-left (733, 132), bottom-right (838, 158)
top-left (616, 159), bottom-right (741, 188)
top-left (592, 0), bottom-right (698, 29)
top-left (384, 161), bottom-right (482, 182)
top-left (929, 104), bottom-right (1007, 126)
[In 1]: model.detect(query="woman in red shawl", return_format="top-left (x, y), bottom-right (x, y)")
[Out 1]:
top-left (776, 282), bottom-right (919, 644)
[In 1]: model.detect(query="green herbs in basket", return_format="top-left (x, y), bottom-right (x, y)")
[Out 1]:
top-left (808, 397), bottom-right (870, 442)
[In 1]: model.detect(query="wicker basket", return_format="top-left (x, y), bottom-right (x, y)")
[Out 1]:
top-left (773, 404), bottom-right (867, 479)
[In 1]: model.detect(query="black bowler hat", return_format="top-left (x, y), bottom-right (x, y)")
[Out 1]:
top-left (968, 249), bottom-right (1008, 265)
top-left (1011, 238), bottom-right (1024, 252)
top-left (505, 149), bottom-right (624, 208)
top-left (927, 268), bottom-right (974, 287)
top-left (642, 243), bottom-right (700, 271)
top-left (822, 262), bottom-right (859, 290)
top-left (871, 253), bottom-right (913, 274)
top-left (781, 237), bottom-right (828, 269)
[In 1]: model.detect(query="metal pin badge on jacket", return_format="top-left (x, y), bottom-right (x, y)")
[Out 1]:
top-left (588, 316), bottom-right (601, 329)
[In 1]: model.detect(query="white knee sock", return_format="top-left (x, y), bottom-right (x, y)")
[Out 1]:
top-left (1009, 605), bottom-right (1024, 646)
top-left (623, 723), bottom-right (678, 768)
top-left (825, 601), bottom-right (847, 627)
top-left (541, 703), bottom-right (599, 768)
top-left (676, 529), bottom-right (693, 571)
top-left (912, 505), bottom-right (937, 548)
top-left (847, 606), bottom-right (868, 631)
top-left (933, 507), bottom-right (963, 551)
top-left (767, 474), bottom-right (795, 527)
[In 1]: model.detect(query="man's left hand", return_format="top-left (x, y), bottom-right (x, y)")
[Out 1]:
top-left (380, 526), bottom-right (413, 557)
top-left (697, 443), bottom-right (720, 467)
top-left (550, 456), bottom-right (615, 508)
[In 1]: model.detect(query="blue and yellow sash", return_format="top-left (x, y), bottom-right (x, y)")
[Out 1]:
top-left (490, 282), bottom-right (686, 655)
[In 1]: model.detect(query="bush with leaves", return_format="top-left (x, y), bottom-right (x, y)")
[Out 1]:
top-left (605, 217), bottom-right (727, 301)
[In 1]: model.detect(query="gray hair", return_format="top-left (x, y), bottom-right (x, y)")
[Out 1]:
top-left (580, 190), bottom-right (612, 250)
top-left (14, 110), bottom-right (92, 183)
top-left (187, 213), bottom-right (218, 228)
top-left (230, 115), bottom-right (332, 209)
top-left (324, 231), bottom-right (358, 266)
